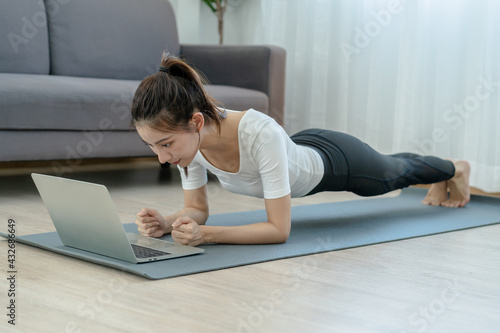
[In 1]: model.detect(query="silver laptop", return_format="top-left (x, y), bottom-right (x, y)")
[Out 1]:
top-left (31, 173), bottom-right (204, 263)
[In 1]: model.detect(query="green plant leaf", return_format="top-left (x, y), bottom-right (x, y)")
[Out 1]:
top-left (202, 0), bottom-right (217, 13)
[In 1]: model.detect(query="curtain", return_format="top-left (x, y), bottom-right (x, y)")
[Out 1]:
top-left (222, 0), bottom-right (500, 192)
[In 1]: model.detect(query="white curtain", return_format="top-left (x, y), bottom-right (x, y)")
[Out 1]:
top-left (220, 0), bottom-right (500, 192)
top-left (170, 0), bottom-right (500, 192)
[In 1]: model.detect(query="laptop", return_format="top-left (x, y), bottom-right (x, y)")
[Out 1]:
top-left (31, 173), bottom-right (204, 263)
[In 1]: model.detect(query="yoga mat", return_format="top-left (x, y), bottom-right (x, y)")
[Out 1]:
top-left (2, 188), bottom-right (500, 280)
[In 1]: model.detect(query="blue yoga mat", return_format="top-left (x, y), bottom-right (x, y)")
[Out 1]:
top-left (3, 188), bottom-right (500, 279)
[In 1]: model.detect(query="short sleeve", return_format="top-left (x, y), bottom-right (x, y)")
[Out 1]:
top-left (252, 122), bottom-right (291, 199)
top-left (177, 160), bottom-right (207, 190)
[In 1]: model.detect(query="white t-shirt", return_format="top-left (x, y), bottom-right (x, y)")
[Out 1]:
top-left (178, 109), bottom-right (324, 199)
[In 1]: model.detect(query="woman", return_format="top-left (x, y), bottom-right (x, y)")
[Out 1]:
top-left (132, 54), bottom-right (470, 246)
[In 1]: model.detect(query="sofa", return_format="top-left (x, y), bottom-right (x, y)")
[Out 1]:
top-left (0, 0), bottom-right (286, 167)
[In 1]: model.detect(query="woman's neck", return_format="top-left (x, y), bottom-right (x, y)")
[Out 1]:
top-left (199, 111), bottom-right (245, 152)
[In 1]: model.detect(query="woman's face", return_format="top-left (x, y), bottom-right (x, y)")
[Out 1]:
top-left (137, 125), bottom-right (200, 168)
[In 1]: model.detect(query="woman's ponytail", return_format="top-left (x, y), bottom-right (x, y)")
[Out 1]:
top-left (131, 52), bottom-right (225, 134)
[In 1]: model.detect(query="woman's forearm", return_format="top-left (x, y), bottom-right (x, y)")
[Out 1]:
top-left (169, 193), bottom-right (292, 245)
top-left (200, 221), bottom-right (290, 245)
top-left (198, 194), bottom-right (292, 245)
top-left (164, 207), bottom-right (208, 233)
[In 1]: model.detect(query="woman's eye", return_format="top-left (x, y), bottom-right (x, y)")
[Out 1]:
top-left (163, 143), bottom-right (171, 148)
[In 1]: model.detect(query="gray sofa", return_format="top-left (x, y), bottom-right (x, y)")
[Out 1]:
top-left (0, 0), bottom-right (286, 165)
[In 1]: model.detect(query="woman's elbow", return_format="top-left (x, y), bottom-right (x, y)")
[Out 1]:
top-left (274, 227), bottom-right (290, 244)
top-left (197, 213), bottom-right (209, 225)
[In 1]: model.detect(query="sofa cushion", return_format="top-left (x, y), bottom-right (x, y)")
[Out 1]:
top-left (206, 85), bottom-right (268, 114)
top-left (0, 74), bottom-right (269, 131)
top-left (0, 1), bottom-right (50, 74)
top-left (0, 130), bottom-right (154, 162)
top-left (47, 0), bottom-right (180, 80)
top-left (0, 74), bottom-right (140, 131)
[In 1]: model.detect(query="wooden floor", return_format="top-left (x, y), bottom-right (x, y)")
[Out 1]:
top-left (1, 159), bottom-right (499, 333)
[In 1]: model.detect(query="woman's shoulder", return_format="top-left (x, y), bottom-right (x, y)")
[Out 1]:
top-left (237, 109), bottom-right (287, 150)
top-left (238, 109), bottom-right (281, 131)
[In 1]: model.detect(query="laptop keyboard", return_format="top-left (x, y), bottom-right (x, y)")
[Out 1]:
top-left (131, 244), bottom-right (171, 259)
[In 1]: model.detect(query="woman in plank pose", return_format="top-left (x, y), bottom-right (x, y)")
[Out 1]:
top-left (132, 54), bottom-right (470, 246)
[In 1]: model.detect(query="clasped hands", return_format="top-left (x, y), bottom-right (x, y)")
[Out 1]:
top-left (135, 208), bottom-right (204, 247)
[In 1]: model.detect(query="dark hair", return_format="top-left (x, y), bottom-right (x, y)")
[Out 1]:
top-left (131, 52), bottom-right (225, 134)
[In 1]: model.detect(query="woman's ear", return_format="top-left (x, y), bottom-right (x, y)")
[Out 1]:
top-left (191, 112), bottom-right (204, 132)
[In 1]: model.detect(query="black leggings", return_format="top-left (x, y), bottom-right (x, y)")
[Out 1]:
top-left (291, 129), bottom-right (455, 197)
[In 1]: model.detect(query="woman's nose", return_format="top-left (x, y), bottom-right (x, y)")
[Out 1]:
top-left (157, 149), bottom-right (171, 164)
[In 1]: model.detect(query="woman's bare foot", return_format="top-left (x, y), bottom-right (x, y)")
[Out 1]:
top-left (441, 160), bottom-right (471, 208)
top-left (422, 181), bottom-right (448, 206)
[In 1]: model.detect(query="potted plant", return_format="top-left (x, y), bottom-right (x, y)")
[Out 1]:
top-left (202, 0), bottom-right (228, 44)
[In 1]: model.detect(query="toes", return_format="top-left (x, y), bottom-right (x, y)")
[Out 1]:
top-left (442, 194), bottom-right (470, 208)
top-left (422, 197), bottom-right (433, 205)
top-left (422, 181), bottom-right (448, 206)
top-left (422, 198), bottom-right (444, 206)
top-left (441, 199), bottom-right (462, 208)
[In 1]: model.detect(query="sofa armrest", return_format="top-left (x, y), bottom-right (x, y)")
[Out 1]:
top-left (180, 44), bottom-right (286, 125)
